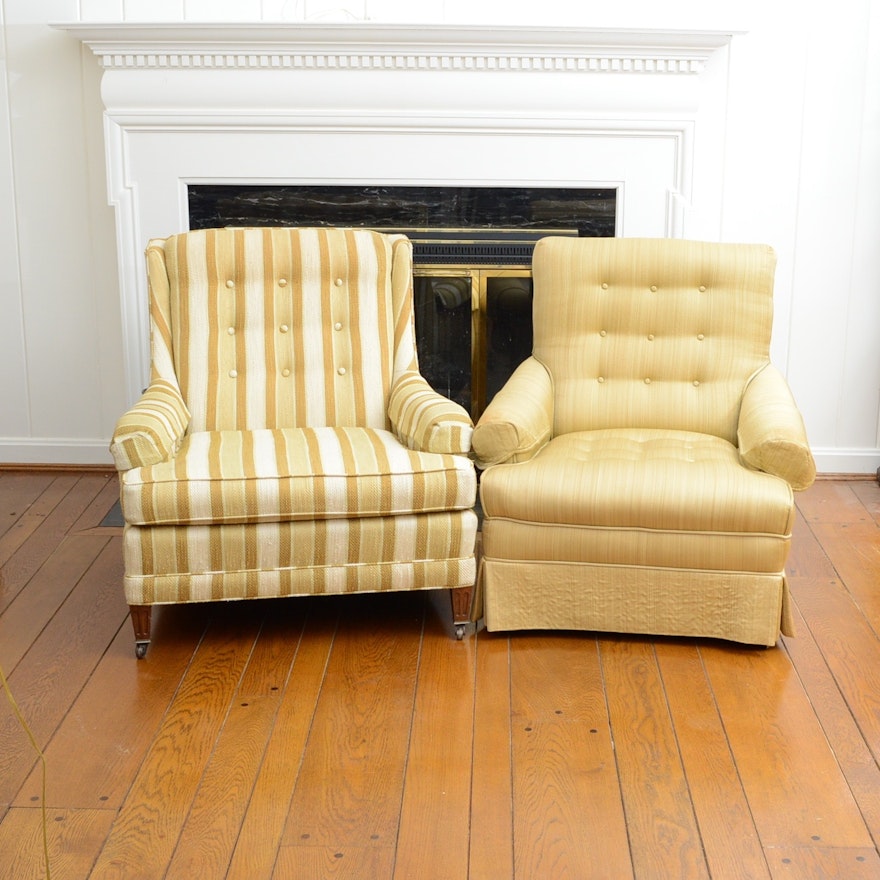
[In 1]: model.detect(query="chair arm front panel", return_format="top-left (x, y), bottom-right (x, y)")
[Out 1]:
top-left (471, 357), bottom-right (554, 469)
top-left (388, 371), bottom-right (473, 454)
top-left (110, 378), bottom-right (190, 471)
top-left (738, 364), bottom-right (816, 491)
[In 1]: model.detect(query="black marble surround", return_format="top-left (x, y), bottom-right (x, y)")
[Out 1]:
top-left (188, 184), bottom-right (616, 265)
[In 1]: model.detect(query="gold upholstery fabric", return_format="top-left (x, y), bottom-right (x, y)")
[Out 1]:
top-left (470, 357), bottom-right (553, 468)
top-left (738, 364), bottom-right (816, 490)
top-left (479, 562), bottom-right (791, 648)
top-left (533, 237), bottom-right (776, 444)
top-left (111, 228), bottom-right (476, 650)
top-left (474, 237), bottom-right (815, 647)
top-left (480, 428), bottom-right (794, 572)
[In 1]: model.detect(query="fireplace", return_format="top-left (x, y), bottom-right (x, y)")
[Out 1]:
top-left (188, 183), bottom-right (616, 416)
top-left (55, 21), bottom-right (733, 406)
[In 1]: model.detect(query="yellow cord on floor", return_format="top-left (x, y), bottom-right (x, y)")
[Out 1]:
top-left (0, 662), bottom-right (51, 879)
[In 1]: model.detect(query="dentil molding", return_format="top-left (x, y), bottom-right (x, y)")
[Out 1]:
top-left (55, 22), bottom-right (732, 75)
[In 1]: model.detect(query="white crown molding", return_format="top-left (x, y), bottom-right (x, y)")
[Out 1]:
top-left (54, 22), bottom-right (733, 74)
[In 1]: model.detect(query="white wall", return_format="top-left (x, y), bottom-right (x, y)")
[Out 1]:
top-left (0, 0), bottom-right (121, 464)
top-left (1, 0), bottom-right (878, 473)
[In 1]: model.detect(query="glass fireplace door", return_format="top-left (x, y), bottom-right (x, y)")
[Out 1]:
top-left (414, 267), bottom-right (533, 421)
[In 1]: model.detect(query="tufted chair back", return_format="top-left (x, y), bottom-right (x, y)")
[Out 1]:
top-left (531, 237), bottom-right (776, 445)
top-left (146, 227), bottom-right (416, 432)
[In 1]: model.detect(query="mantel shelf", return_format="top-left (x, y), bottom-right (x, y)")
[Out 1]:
top-left (53, 22), bottom-right (733, 74)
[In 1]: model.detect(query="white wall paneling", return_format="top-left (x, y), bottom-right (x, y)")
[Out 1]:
top-left (0, 2), bottom-right (877, 472)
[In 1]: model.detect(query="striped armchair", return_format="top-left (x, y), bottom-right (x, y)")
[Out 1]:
top-left (111, 228), bottom-right (477, 657)
top-left (472, 238), bottom-right (815, 647)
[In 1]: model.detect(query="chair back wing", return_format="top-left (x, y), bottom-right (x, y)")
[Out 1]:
top-left (146, 227), bottom-right (416, 432)
top-left (531, 238), bottom-right (777, 443)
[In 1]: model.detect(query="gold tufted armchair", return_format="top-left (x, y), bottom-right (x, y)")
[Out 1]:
top-left (472, 237), bottom-right (815, 647)
top-left (111, 228), bottom-right (478, 657)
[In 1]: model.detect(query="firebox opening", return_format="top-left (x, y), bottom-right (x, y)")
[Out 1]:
top-left (187, 184), bottom-right (617, 417)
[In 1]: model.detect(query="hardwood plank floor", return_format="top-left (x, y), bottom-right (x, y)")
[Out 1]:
top-left (2, 470), bottom-right (880, 879)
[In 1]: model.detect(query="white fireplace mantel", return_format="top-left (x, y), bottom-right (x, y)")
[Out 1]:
top-left (56, 21), bottom-right (734, 404)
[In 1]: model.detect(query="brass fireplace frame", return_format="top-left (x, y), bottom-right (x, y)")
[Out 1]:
top-left (414, 262), bottom-right (534, 421)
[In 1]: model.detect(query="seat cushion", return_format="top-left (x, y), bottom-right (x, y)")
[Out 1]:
top-left (479, 428), bottom-right (795, 573)
top-left (121, 426), bottom-right (476, 527)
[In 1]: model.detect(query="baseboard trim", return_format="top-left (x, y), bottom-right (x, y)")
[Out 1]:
top-left (810, 447), bottom-right (880, 477)
top-left (0, 438), bottom-right (113, 467)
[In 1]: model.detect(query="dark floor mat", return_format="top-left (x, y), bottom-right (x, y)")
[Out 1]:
top-left (100, 500), bottom-right (124, 528)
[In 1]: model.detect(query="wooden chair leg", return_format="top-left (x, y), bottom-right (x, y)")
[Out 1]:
top-left (450, 586), bottom-right (474, 640)
top-left (129, 604), bottom-right (152, 659)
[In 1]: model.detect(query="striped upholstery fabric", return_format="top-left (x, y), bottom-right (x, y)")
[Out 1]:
top-left (389, 371), bottom-right (474, 453)
top-left (111, 228), bottom-right (477, 637)
top-left (474, 237), bottom-right (815, 647)
top-left (151, 227), bottom-right (401, 431)
top-left (124, 513), bottom-right (478, 604)
top-left (110, 378), bottom-right (190, 471)
top-left (120, 426), bottom-right (475, 526)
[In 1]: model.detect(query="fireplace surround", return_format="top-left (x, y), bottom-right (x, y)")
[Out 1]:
top-left (56, 21), bottom-right (734, 406)
top-left (187, 182), bottom-right (617, 415)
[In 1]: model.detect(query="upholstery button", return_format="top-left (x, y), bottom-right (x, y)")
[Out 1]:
top-left (693, 380), bottom-right (701, 387)
top-left (650, 285), bottom-right (658, 292)
top-left (699, 285), bottom-right (707, 292)
top-left (334, 322), bottom-right (343, 331)
top-left (697, 334), bottom-right (705, 341)
top-left (335, 278), bottom-right (344, 287)
top-left (282, 368), bottom-right (291, 377)
top-left (599, 330), bottom-right (607, 337)
top-left (227, 327), bottom-right (235, 335)
top-left (647, 334), bottom-right (654, 341)
top-left (229, 369), bottom-right (238, 378)
top-left (279, 278), bottom-right (288, 287)
top-left (279, 324), bottom-right (289, 333)
top-left (337, 366), bottom-right (346, 376)
top-left (226, 279), bottom-right (235, 289)
top-left (601, 282), bottom-right (609, 290)
top-left (644, 377), bottom-right (652, 384)
top-left (597, 376), bottom-right (605, 384)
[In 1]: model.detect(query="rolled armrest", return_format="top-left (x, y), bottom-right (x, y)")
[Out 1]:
top-left (110, 378), bottom-right (191, 471)
top-left (738, 364), bottom-right (816, 491)
top-left (472, 357), bottom-right (554, 469)
top-left (388, 371), bottom-right (473, 454)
